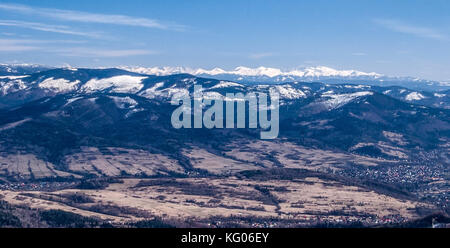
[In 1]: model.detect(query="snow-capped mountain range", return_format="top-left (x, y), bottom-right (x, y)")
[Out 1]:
top-left (117, 65), bottom-right (449, 91)
top-left (0, 64), bottom-right (448, 110)
top-left (118, 66), bottom-right (382, 78)
top-left (1, 64), bottom-right (449, 91)
top-left (0, 66), bottom-right (448, 110)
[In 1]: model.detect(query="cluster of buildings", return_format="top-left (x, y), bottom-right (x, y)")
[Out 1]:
top-left (0, 181), bottom-right (76, 191)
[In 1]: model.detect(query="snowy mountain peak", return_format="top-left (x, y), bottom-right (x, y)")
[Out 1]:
top-left (301, 66), bottom-right (381, 78)
top-left (118, 65), bottom-right (382, 79)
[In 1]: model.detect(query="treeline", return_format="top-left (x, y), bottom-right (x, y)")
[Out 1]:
top-left (0, 200), bottom-right (22, 227)
top-left (76, 177), bottom-right (124, 190)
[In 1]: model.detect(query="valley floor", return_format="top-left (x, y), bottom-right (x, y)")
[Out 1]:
top-left (0, 176), bottom-right (437, 228)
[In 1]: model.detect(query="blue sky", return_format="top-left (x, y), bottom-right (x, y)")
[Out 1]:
top-left (0, 0), bottom-right (450, 81)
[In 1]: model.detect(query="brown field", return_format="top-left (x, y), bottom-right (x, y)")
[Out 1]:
top-left (0, 177), bottom-right (431, 226)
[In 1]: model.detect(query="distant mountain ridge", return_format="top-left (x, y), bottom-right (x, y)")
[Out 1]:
top-left (1, 64), bottom-right (448, 91)
top-left (119, 65), bottom-right (382, 78)
top-left (0, 67), bottom-right (449, 109)
top-left (118, 65), bottom-right (450, 91)
top-left (0, 64), bottom-right (53, 76)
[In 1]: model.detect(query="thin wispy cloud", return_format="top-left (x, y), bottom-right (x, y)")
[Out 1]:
top-left (0, 39), bottom-right (40, 51)
top-left (0, 20), bottom-right (103, 38)
top-left (0, 38), bottom-right (93, 53)
top-left (249, 52), bottom-right (277, 59)
top-left (0, 38), bottom-right (156, 57)
top-left (0, 38), bottom-right (85, 44)
top-left (373, 19), bottom-right (448, 41)
top-left (0, 3), bottom-right (186, 31)
top-left (352, 52), bottom-right (366, 56)
top-left (57, 48), bottom-right (157, 58)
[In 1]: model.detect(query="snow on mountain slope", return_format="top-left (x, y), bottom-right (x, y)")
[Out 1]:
top-left (139, 84), bottom-right (189, 99)
top-left (109, 96), bottom-right (139, 109)
top-left (138, 80), bottom-right (308, 101)
top-left (0, 78), bottom-right (27, 95)
top-left (321, 91), bottom-right (373, 109)
top-left (343, 84), bottom-right (371, 89)
top-left (81, 75), bottom-right (147, 93)
top-left (39, 78), bottom-right (81, 93)
top-left (269, 85), bottom-right (306, 99)
top-left (0, 75), bottom-right (30, 80)
top-left (0, 118), bottom-right (32, 131)
top-left (405, 92), bottom-right (426, 101)
top-left (65, 96), bottom-right (83, 106)
top-left (209, 81), bottom-right (243, 89)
